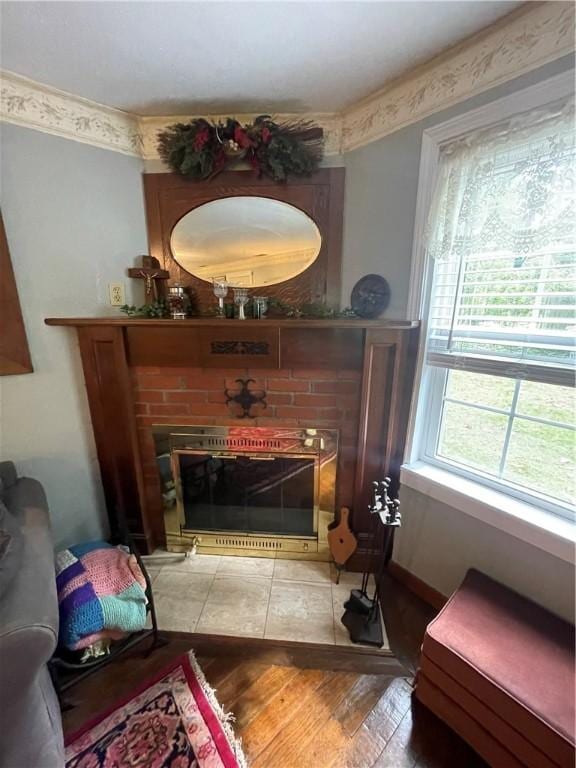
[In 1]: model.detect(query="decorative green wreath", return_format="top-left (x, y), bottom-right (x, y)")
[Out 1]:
top-left (157, 116), bottom-right (324, 182)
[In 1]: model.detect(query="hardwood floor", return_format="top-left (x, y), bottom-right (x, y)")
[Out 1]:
top-left (61, 574), bottom-right (486, 768)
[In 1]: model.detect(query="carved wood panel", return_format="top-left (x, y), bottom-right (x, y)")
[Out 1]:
top-left (126, 327), bottom-right (202, 367)
top-left (280, 327), bottom-right (364, 370)
top-left (143, 169), bottom-right (344, 312)
top-left (77, 326), bottom-right (153, 552)
top-left (198, 326), bottom-right (279, 368)
top-left (352, 326), bottom-right (420, 536)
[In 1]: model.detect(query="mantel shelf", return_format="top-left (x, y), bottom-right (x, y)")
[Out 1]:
top-left (45, 316), bottom-right (418, 330)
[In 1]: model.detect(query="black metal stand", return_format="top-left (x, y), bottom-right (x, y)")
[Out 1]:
top-left (340, 479), bottom-right (400, 648)
top-left (50, 517), bottom-right (167, 700)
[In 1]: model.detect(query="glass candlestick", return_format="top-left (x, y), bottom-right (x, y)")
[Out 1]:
top-left (212, 280), bottom-right (228, 317)
top-left (253, 296), bottom-right (269, 319)
top-left (233, 288), bottom-right (249, 320)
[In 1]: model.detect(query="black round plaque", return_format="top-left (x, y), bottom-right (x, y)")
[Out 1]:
top-left (350, 274), bottom-right (391, 319)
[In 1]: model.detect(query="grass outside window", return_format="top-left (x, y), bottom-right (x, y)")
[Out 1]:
top-left (432, 370), bottom-right (575, 511)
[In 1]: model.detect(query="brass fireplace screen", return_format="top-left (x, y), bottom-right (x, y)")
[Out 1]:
top-left (152, 425), bottom-right (338, 557)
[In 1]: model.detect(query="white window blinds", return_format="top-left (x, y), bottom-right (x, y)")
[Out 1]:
top-left (425, 98), bottom-right (576, 386)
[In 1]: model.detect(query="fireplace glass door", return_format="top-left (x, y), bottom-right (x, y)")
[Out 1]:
top-left (175, 451), bottom-right (317, 537)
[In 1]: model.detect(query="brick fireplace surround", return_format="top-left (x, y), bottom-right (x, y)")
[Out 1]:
top-left (134, 365), bottom-right (363, 548)
top-left (44, 318), bottom-right (419, 567)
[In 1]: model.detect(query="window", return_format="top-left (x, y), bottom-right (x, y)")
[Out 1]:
top-left (425, 371), bottom-right (575, 512)
top-left (418, 94), bottom-right (575, 521)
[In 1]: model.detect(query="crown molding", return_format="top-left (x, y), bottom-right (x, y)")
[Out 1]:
top-left (341, 2), bottom-right (575, 152)
top-left (0, 3), bottom-right (573, 160)
top-left (0, 70), bottom-right (141, 156)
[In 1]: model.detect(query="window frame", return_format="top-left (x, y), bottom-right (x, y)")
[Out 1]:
top-left (404, 69), bottom-right (576, 528)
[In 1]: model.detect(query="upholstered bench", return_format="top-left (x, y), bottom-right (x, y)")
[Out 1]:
top-left (415, 569), bottom-right (575, 768)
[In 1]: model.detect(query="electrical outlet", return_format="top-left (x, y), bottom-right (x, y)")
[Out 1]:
top-left (109, 283), bottom-right (125, 306)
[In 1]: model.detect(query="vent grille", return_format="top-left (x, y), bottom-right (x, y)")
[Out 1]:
top-left (214, 537), bottom-right (283, 550)
top-left (194, 436), bottom-right (283, 451)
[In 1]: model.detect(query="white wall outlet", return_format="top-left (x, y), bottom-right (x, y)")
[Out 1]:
top-left (109, 283), bottom-right (125, 306)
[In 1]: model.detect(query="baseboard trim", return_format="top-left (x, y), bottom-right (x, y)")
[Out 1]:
top-left (387, 561), bottom-right (447, 611)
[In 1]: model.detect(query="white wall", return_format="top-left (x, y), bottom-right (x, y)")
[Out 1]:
top-left (395, 488), bottom-right (575, 622)
top-left (341, 124), bottom-right (421, 315)
top-left (0, 124), bottom-right (147, 549)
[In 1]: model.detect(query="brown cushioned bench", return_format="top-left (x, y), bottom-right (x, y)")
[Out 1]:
top-left (415, 569), bottom-right (575, 768)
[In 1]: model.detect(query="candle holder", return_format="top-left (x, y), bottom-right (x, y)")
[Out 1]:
top-left (233, 288), bottom-right (249, 320)
top-left (253, 296), bottom-right (269, 319)
top-left (212, 280), bottom-right (229, 318)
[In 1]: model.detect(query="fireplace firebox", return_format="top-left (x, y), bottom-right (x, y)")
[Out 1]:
top-left (152, 425), bottom-right (338, 557)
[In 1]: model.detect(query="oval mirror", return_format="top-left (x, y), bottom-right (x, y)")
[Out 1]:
top-left (170, 196), bottom-right (322, 287)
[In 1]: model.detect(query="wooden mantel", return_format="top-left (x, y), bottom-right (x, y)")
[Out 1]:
top-left (45, 317), bottom-right (417, 328)
top-left (46, 316), bottom-right (419, 558)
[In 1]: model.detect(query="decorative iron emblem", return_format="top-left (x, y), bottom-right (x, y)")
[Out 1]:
top-left (225, 379), bottom-right (267, 419)
top-left (211, 341), bottom-right (270, 355)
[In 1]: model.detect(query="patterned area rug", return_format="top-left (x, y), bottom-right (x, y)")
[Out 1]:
top-left (65, 652), bottom-right (247, 768)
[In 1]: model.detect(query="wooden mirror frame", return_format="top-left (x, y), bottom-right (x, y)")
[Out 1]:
top-left (143, 168), bottom-right (345, 312)
top-left (0, 211), bottom-right (33, 376)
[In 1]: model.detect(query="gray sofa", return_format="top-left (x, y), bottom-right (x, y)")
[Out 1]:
top-left (0, 462), bottom-right (64, 768)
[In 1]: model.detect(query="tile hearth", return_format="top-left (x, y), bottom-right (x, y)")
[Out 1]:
top-left (145, 554), bottom-right (387, 650)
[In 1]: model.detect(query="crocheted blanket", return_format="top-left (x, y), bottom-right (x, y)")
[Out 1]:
top-left (56, 541), bottom-right (148, 651)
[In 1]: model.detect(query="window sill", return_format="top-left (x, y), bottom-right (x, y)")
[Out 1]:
top-left (400, 462), bottom-right (575, 564)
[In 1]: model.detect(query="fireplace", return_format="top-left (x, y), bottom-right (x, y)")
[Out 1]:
top-left (152, 425), bottom-right (337, 556)
top-left (44, 317), bottom-right (420, 562)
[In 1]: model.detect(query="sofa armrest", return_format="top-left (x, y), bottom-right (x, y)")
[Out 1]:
top-left (0, 481), bottom-right (59, 670)
top-left (0, 625), bottom-right (57, 691)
